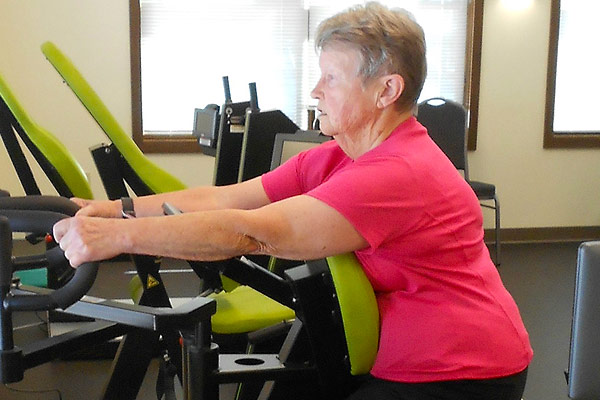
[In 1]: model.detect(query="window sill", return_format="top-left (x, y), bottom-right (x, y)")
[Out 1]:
top-left (134, 134), bottom-right (203, 153)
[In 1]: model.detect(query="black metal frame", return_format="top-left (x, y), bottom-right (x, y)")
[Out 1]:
top-left (90, 142), bottom-right (154, 200)
top-left (180, 259), bottom-right (357, 400)
top-left (1, 284), bottom-right (216, 388)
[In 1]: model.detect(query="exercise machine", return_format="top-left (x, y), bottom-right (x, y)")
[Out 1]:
top-left (0, 197), bottom-right (379, 400)
top-left (0, 200), bottom-right (215, 399)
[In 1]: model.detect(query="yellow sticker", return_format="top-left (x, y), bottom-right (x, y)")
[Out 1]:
top-left (147, 274), bottom-right (160, 289)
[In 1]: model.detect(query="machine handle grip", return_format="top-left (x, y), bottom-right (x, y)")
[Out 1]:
top-left (0, 195), bottom-right (80, 216)
top-left (4, 262), bottom-right (97, 311)
top-left (0, 210), bottom-right (98, 311)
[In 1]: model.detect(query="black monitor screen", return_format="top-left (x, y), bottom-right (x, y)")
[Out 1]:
top-left (270, 131), bottom-right (331, 170)
top-left (192, 104), bottom-right (219, 146)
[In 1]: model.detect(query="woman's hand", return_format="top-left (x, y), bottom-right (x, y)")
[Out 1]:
top-left (53, 216), bottom-right (128, 268)
top-left (71, 198), bottom-right (122, 218)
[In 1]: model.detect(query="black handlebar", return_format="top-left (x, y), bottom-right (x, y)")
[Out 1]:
top-left (0, 209), bottom-right (99, 312)
top-left (0, 195), bottom-right (80, 216)
top-left (11, 246), bottom-right (69, 273)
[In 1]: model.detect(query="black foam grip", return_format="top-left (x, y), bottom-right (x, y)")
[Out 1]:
top-left (0, 208), bottom-right (98, 312)
top-left (5, 261), bottom-right (97, 311)
top-left (0, 195), bottom-right (79, 216)
top-left (0, 210), bottom-right (67, 235)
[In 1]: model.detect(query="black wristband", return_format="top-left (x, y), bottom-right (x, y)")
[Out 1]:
top-left (121, 197), bottom-right (135, 218)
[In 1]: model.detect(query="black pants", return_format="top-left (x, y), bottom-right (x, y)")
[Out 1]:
top-left (346, 368), bottom-right (528, 400)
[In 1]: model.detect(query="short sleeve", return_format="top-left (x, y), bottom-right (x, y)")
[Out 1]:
top-left (307, 157), bottom-right (422, 251)
top-left (261, 155), bottom-right (304, 203)
top-left (261, 140), bottom-right (343, 203)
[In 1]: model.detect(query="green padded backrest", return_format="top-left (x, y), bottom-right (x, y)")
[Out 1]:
top-left (327, 252), bottom-right (379, 376)
top-left (0, 73), bottom-right (93, 199)
top-left (41, 41), bottom-right (186, 194)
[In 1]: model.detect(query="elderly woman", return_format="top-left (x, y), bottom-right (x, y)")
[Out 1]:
top-left (54, 3), bottom-right (532, 399)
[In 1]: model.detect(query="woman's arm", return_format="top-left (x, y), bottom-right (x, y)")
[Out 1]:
top-left (53, 192), bottom-right (368, 268)
top-left (74, 177), bottom-right (270, 218)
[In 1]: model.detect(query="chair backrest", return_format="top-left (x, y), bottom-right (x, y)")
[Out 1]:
top-left (40, 41), bottom-right (186, 195)
top-left (326, 252), bottom-right (379, 376)
top-left (416, 97), bottom-right (469, 178)
top-left (0, 72), bottom-right (93, 199)
top-left (568, 241), bottom-right (600, 399)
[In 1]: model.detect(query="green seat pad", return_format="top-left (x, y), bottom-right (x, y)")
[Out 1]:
top-left (128, 275), bottom-right (293, 335)
top-left (210, 285), bottom-right (295, 334)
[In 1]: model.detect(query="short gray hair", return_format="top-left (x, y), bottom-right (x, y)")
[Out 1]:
top-left (315, 2), bottom-right (427, 111)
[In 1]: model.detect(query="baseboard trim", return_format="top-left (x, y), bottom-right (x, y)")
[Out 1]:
top-left (485, 226), bottom-right (600, 244)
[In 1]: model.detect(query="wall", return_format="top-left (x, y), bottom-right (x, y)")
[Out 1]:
top-left (471, 0), bottom-right (600, 229)
top-left (0, 0), bottom-right (598, 229)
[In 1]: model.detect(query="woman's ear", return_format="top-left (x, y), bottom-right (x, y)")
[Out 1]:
top-left (376, 74), bottom-right (404, 109)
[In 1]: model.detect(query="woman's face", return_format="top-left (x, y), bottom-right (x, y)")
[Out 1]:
top-left (311, 46), bottom-right (379, 140)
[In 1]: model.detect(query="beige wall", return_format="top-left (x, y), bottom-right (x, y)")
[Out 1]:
top-left (471, 0), bottom-right (600, 228)
top-left (0, 0), bottom-right (598, 229)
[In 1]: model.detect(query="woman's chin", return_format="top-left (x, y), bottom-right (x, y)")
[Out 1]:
top-left (317, 120), bottom-right (334, 136)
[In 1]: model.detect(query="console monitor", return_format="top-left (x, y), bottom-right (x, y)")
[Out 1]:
top-left (192, 104), bottom-right (220, 155)
top-left (270, 130), bottom-right (331, 170)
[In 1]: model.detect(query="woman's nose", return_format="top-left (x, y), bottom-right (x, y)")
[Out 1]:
top-left (310, 79), bottom-right (322, 99)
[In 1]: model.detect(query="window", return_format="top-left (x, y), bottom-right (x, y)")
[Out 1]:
top-left (544, 0), bottom-right (600, 148)
top-left (130, 0), bottom-right (483, 153)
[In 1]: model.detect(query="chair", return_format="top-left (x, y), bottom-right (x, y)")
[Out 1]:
top-left (567, 241), bottom-right (600, 399)
top-left (417, 97), bottom-right (501, 265)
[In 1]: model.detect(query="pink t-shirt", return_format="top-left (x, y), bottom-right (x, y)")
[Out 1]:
top-left (261, 117), bottom-right (532, 382)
